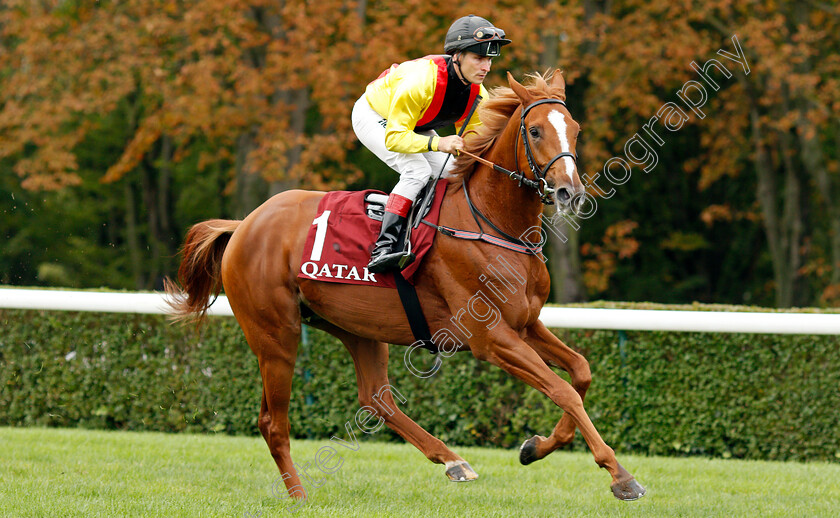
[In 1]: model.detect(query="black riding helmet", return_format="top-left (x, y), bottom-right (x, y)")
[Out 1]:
top-left (444, 15), bottom-right (511, 57)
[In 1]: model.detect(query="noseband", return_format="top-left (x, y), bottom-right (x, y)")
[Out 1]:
top-left (514, 98), bottom-right (578, 205)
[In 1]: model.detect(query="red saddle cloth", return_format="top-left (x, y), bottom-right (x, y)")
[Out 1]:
top-left (298, 180), bottom-right (448, 288)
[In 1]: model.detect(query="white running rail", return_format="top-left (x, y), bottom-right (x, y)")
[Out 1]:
top-left (1, 288), bottom-right (839, 335)
top-left (0, 288), bottom-right (233, 317)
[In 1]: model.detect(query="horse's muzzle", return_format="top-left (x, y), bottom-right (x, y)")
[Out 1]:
top-left (553, 185), bottom-right (585, 216)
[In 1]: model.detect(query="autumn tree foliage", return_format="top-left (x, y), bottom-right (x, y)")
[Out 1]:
top-left (1, 0), bottom-right (371, 193)
top-left (2, 0), bottom-right (372, 285)
top-left (542, 0), bottom-right (840, 306)
top-left (1, 0), bottom-right (838, 307)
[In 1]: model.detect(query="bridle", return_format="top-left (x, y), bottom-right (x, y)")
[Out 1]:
top-left (460, 98), bottom-right (578, 205)
top-left (432, 97), bottom-right (579, 255)
top-left (517, 98), bottom-right (578, 204)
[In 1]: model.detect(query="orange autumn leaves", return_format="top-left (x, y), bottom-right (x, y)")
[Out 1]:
top-left (2, 0), bottom-right (839, 303)
top-left (581, 221), bottom-right (639, 294)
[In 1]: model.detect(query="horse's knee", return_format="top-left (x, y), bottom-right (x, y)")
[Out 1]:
top-left (571, 356), bottom-right (591, 392)
top-left (258, 413), bottom-right (271, 436)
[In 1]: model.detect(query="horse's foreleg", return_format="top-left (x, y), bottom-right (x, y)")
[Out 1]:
top-left (329, 327), bottom-right (477, 482)
top-left (480, 327), bottom-right (645, 500)
top-left (519, 321), bottom-right (592, 465)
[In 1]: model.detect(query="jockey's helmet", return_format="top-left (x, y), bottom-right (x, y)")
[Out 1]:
top-left (444, 15), bottom-right (511, 58)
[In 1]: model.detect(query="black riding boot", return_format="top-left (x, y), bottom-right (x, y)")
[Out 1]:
top-left (367, 211), bottom-right (409, 273)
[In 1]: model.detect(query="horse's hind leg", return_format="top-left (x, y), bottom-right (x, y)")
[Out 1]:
top-left (318, 323), bottom-right (478, 482)
top-left (240, 318), bottom-right (306, 501)
top-left (519, 321), bottom-right (592, 465)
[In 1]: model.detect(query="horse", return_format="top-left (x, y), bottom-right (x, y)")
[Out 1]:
top-left (165, 70), bottom-right (646, 502)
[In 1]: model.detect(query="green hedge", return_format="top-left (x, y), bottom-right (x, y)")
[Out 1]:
top-left (2, 308), bottom-right (839, 462)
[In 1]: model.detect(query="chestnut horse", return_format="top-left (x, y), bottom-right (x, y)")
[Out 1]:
top-left (166, 71), bottom-right (646, 501)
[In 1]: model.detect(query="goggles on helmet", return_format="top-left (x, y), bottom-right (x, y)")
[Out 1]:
top-left (472, 27), bottom-right (506, 42)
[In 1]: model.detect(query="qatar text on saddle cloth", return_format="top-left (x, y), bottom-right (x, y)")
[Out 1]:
top-left (298, 180), bottom-right (447, 288)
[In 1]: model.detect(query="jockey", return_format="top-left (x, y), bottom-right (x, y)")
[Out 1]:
top-left (352, 14), bottom-right (511, 273)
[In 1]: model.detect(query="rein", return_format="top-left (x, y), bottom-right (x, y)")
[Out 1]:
top-left (421, 176), bottom-right (544, 256)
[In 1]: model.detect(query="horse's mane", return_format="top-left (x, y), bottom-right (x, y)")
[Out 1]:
top-left (449, 71), bottom-right (566, 180)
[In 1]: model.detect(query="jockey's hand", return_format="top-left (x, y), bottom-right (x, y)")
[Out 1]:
top-left (437, 135), bottom-right (465, 156)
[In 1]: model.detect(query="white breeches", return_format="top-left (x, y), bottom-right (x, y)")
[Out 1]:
top-left (351, 95), bottom-right (454, 202)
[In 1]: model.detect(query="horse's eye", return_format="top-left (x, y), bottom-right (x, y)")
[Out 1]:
top-left (529, 127), bottom-right (540, 139)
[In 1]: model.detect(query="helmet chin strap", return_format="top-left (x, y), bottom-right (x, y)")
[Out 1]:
top-left (452, 52), bottom-right (470, 86)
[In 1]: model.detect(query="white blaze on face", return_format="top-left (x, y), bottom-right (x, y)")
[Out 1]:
top-left (547, 110), bottom-right (576, 182)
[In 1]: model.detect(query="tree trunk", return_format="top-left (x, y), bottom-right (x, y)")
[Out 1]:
top-left (789, 0), bottom-right (838, 291)
top-left (120, 84), bottom-right (146, 289)
top-left (140, 159), bottom-right (161, 289)
top-left (233, 129), bottom-right (266, 218)
top-left (269, 87), bottom-right (310, 197)
top-left (157, 134), bottom-right (174, 246)
top-left (157, 134), bottom-right (176, 288)
top-left (798, 116), bottom-right (840, 287)
top-left (541, 0), bottom-right (586, 302)
top-left (123, 180), bottom-right (144, 289)
top-left (832, 125), bottom-right (840, 285)
top-left (356, 0), bottom-right (367, 25)
top-left (777, 121), bottom-right (803, 306)
top-left (750, 95), bottom-right (804, 308)
top-left (750, 103), bottom-right (783, 304)
top-left (801, 116), bottom-right (840, 286)
top-left (245, 3), bottom-right (309, 199)
top-left (546, 208), bottom-right (586, 302)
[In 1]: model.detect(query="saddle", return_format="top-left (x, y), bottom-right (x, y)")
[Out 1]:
top-left (298, 179), bottom-right (448, 289)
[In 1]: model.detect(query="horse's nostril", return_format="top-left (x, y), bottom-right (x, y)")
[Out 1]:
top-left (556, 187), bottom-right (571, 204)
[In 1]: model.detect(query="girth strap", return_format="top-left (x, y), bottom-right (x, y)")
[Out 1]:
top-left (393, 272), bottom-right (438, 353)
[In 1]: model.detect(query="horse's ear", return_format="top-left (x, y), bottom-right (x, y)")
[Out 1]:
top-left (507, 72), bottom-right (533, 106)
top-left (549, 70), bottom-right (566, 93)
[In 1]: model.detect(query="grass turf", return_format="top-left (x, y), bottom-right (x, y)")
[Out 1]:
top-left (1, 427), bottom-right (839, 517)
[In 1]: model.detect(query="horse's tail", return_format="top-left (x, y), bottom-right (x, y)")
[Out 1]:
top-left (164, 219), bottom-right (241, 326)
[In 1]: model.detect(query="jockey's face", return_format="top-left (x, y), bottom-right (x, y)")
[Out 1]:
top-left (456, 51), bottom-right (492, 84)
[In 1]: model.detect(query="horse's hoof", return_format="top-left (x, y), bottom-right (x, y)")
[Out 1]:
top-left (445, 460), bottom-right (478, 482)
top-left (610, 478), bottom-right (647, 501)
top-left (519, 436), bottom-right (541, 465)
